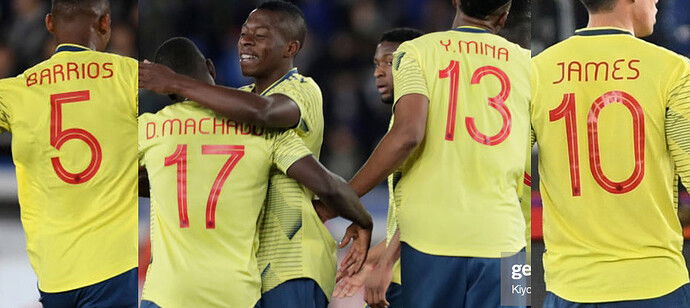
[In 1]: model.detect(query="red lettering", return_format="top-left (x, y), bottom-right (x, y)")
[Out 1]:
top-left (612, 59), bottom-right (625, 80)
top-left (199, 118), bottom-right (210, 134)
top-left (440, 40), bottom-right (451, 52)
top-left (627, 59), bottom-right (640, 80)
top-left (87, 63), bottom-right (99, 79)
top-left (67, 62), bottom-right (79, 80)
top-left (102, 63), bottom-right (114, 79)
top-left (53, 64), bottom-right (65, 83)
top-left (26, 73), bottom-right (37, 87)
top-left (184, 118), bottom-right (196, 135)
top-left (554, 62), bottom-right (565, 84)
top-left (146, 122), bottom-right (156, 139)
top-left (39, 68), bottom-right (52, 85)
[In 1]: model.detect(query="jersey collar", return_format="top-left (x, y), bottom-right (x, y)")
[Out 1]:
top-left (452, 26), bottom-right (492, 34)
top-left (254, 68), bottom-right (298, 96)
top-left (55, 44), bottom-right (92, 53)
top-left (574, 27), bottom-right (633, 36)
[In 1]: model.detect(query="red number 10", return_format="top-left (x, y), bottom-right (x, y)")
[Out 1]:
top-left (549, 91), bottom-right (645, 196)
top-left (164, 144), bottom-right (245, 229)
top-left (439, 61), bottom-right (512, 145)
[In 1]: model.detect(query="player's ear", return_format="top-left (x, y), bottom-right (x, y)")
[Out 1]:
top-left (98, 13), bottom-right (112, 36)
top-left (284, 40), bottom-right (300, 58)
top-left (496, 11), bottom-right (509, 32)
top-left (206, 58), bottom-right (217, 80)
top-left (45, 14), bottom-right (55, 34)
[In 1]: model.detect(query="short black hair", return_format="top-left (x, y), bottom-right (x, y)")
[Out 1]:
top-left (459, 0), bottom-right (511, 20)
top-left (154, 37), bottom-right (207, 79)
top-left (257, 1), bottom-right (307, 50)
top-left (579, 0), bottom-right (617, 13)
top-left (51, 0), bottom-right (110, 19)
top-left (379, 28), bottom-right (424, 44)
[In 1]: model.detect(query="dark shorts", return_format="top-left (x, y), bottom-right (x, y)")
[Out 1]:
top-left (257, 278), bottom-right (327, 308)
top-left (544, 284), bottom-right (690, 308)
top-left (39, 268), bottom-right (137, 308)
top-left (401, 242), bottom-right (526, 308)
top-left (365, 282), bottom-right (402, 308)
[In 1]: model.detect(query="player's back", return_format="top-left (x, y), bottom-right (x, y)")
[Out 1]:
top-left (392, 27), bottom-right (531, 258)
top-left (0, 44), bottom-right (138, 292)
top-left (531, 27), bottom-right (690, 302)
top-left (139, 101), bottom-right (309, 308)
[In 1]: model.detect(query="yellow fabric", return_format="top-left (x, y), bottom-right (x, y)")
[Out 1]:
top-left (0, 44), bottom-right (138, 292)
top-left (241, 69), bottom-right (337, 299)
top-left (386, 117), bottom-right (402, 284)
top-left (391, 28), bottom-right (530, 258)
top-left (139, 101), bottom-right (311, 308)
top-left (531, 27), bottom-right (690, 302)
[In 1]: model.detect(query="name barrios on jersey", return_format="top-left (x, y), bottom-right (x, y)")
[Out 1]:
top-left (25, 61), bottom-right (114, 87)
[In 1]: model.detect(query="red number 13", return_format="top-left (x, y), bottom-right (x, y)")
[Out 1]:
top-left (439, 61), bottom-right (512, 145)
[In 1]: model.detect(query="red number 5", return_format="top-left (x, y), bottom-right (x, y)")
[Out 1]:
top-left (50, 91), bottom-right (103, 184)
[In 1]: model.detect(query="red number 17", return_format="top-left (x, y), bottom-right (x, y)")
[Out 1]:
top-left (164, 144), bottom-right (245, 229)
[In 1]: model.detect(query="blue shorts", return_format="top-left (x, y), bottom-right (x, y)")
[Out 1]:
top-left (544, 284), bottom-right (690, 308)
top-left (365, 282), bottom-right (402, 308)
top-left (257, 278), bottom-right (327, 308)
top-left (39, 268), bottom-right (137, 308)
top-left (401, 242), bottom-right (526, 308)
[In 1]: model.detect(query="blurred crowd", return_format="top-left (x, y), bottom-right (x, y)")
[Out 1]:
top-left (139, 0), bottom-right (529, 178)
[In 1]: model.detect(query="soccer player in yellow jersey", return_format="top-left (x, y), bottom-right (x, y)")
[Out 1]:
top-left (532, 0), bottom-right (690, 306)
top-left (325, 28), bottom-right (424, 308)
top-left (139, 1), bottom-right (373, 307)
top-left (138, 37), bottom-right (371, 308)
top-left (331, 0), bottom-right (531, 307)
top-left (0, 0), bottom-right (138, 307)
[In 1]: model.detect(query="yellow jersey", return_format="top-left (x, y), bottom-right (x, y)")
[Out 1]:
top-left (386, 117), bottom-right (402, 284)
top-left (0, 44), bottom-right (138, 292)
top-left (241, 68), bottom-right (337, 298)
top-left (139, 101), bottom-right (311, 308)
top-left (392, 27), bottom-right (531, 258)
top-left (531, 27), bottom-right (690, 302)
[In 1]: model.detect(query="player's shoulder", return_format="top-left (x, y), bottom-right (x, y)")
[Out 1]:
top-left (139, 100), bottom-right (199, 120)
top-left (284, 70), bottom-right (323, 96)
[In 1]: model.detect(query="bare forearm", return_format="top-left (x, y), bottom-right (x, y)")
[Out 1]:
top-left (170, 75), bottom-right (296, 128)
top-left (378, 229), bottom-right (400, 267)
top-left (319, 176), bottom-right (373, 230)
top-left (350, 130), bottom-right (419, 197)
top-left (366, 240), bottom-right (387, 266)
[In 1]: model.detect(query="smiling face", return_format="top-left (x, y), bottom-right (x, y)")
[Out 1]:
top-left (631, 0), bottom-right (658, 37)
top-left (237, 9), bottom-right (289, 78)
top-left (373, 41), bottom-right (400, 104)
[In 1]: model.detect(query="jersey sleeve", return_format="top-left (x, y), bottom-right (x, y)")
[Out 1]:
top-left (272, 79), bottom-right (321, 136)
top-left (392, 41), bottom-right (429, 108)
top-left (0, 90), bottom-right (9, 133)
top-left (271, 129), bottom-right (312, 174)
top-left (138, 114), bottom-right (154, 166)
top-left (666, 58), bottom-right (690, 188)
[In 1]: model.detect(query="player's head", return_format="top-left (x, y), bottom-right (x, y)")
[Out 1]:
top-left (579, 0), bottom-right (658, 37)
top-left (154, 37), bottom-right (216, 99)
top-left (374, 28), bottom-right (424, 104)
top-left (453, 0), bottom-right (512, 32)
top-left (46, 0), bottom-right (111, 51)
top-left (238, 0), bottom-right (307, 78)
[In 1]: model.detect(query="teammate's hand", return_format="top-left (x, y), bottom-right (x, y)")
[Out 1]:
top-left (312, 200), bottom-right (337, 223)
top-left (139, 60), bottom-right (179, 94)
top-left (337, 223), bottom-right (372, 281)
top-left (332, 263), bottom-right (373, 298)
top-left (364, 261), bottom-right (393, 308)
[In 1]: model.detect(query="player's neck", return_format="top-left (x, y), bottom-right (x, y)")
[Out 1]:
top-left (452, 14), bottom-right (499, 34)
top-left (253, 63), bottom-right (293, 94)
top-left (587, 12), bottom-right (636, 35)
